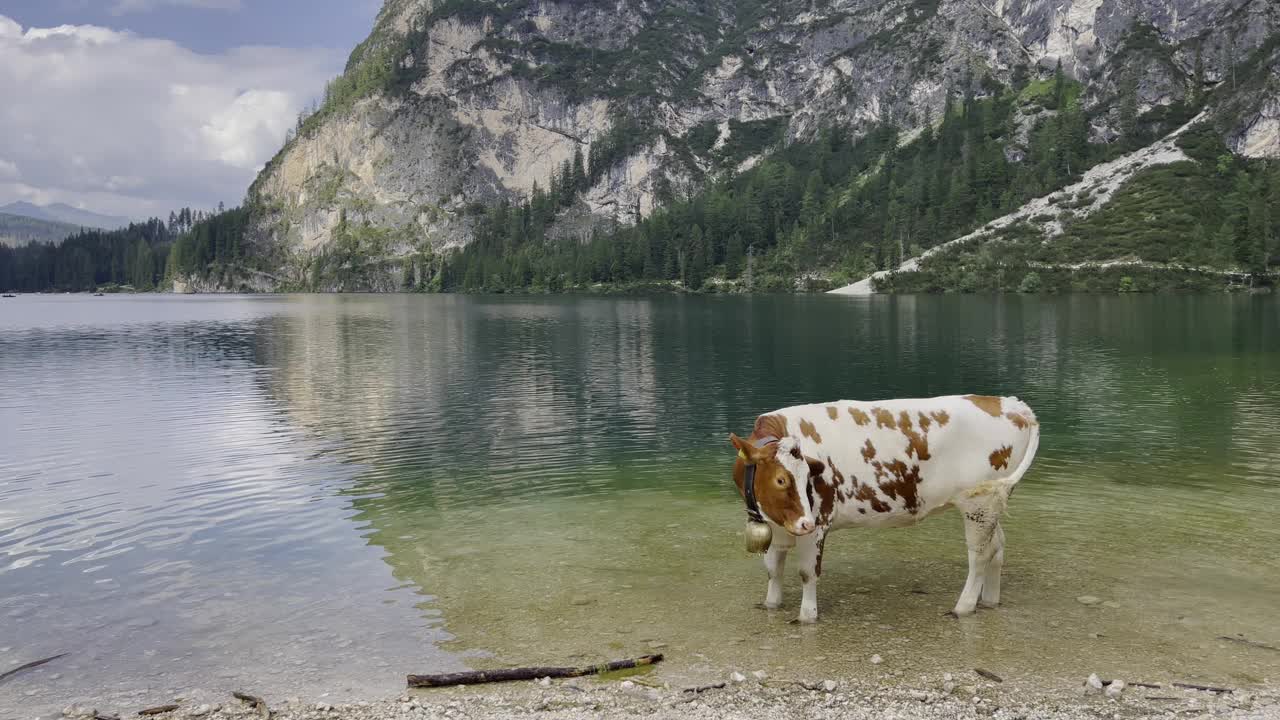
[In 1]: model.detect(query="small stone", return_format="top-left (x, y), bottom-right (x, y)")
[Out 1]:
top-left (63, 706), bottom-right (94, 718)
top-left (1105, 680), bottom-right (1126, 698)
top-left (943, 682), bottom-right (956, 694)
top-left (1077, 596), bottom-right (1103, 606)
top-left (751, 670), bottom-right (768, 681)
top-left (536, 677), bottom-right (551, 687)
top-left (973, 696), bottom-right (982, 704)
top-left (823, 680), bottom-right (838, 692)
top-left (1102, 601), bottom-right (1122, 609)
top-left (870, 654), bottom-right (884, 665)
top-left (943, 673), bottom-right (954, 683)
top-left (647, 641), bottom-right (668, 649)
top-left (730, 671), bottom-right (747, 684)
top-left (189, 705), bottom-right (213, 717)
top-left (1086, 673), bottom-right (1105, 692)
top-left (570, 596), bottom-right (593, 606)
top-left (619, 681), bottom-right (635, 690)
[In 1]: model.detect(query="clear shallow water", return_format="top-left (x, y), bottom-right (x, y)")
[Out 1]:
top-left (1, 294), bottom-right (1278, 713)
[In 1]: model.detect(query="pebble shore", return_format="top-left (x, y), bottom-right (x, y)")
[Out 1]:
top-left (49, 672), bottom-right (1280, 720)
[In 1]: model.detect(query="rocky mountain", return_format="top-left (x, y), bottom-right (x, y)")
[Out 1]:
top-left (0, 212), bottom-right (81, 247)
top-left (217, 0), bottom-right (1279, 292)
top-left (0, 202), bottom-right (131, 231)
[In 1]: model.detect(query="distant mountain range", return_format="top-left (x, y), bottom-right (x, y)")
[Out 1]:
top-left (0, 213), bottom-right (84, 247)
top-left (0, 201), bottom-right (131, 232)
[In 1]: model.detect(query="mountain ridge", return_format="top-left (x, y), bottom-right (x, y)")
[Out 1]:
top-left (0, 201), bottom-right (132, 231)
top-left (78, 0), bottom-right (1280, 293)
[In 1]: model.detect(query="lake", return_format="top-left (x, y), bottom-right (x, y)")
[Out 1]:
top-left (2, 294), bottom-right (1278, 713)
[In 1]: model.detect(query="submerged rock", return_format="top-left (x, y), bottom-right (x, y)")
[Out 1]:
top-left (1105, 679), bottom-right (1126, 698)
top-left (1086, 674), bottom-right (1104, 693)
top-left (1076, 596), bottom-right (1102, 606)
top-left (870, 655), bottom-right (884, 665)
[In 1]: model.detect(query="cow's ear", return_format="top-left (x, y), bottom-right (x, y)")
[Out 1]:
top-left (805, 457), bottom-right (826, 477)
top-left (730, 433), bottom-right (770, 464)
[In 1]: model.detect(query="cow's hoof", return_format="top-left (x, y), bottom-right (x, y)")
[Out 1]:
top-left (978, 600), bottom-right (1000, 609)
top-left (755, 602), bottom-right (781, 611)
top-left (943, 610), bottom-right (960, 619)
top-left (790, 617), bottom-right (818, 625)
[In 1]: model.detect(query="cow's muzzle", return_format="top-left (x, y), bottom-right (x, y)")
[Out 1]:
top-left (790, 517), bottom-right (816, 536)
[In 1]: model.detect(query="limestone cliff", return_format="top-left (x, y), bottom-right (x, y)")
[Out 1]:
top-left (244, 0), bottom-right (1279, 288)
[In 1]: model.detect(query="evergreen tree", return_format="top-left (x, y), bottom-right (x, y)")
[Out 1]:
top-left (1052, 60), bottom-right (1066, 109)
top-left (1117, 70), bottom-right (1139, 148)
top-left (686, 224), bottom-right (707, 290)
top-left (572, 146), bottom-right (587, 191)
top-left (725, 231), bottom-right (745, 279)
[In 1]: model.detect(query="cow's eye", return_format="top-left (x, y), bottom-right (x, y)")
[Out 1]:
top-left (776, 477), bottom-right (786, 487)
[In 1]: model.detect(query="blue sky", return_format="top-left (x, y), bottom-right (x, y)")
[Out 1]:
top-left (2, 0), bottom-right (380, 55)
top-left (0, 0), bottom-right (384, 219)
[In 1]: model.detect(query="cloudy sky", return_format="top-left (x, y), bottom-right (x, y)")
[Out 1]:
top-left (0, 0), bottom-right (382, 220)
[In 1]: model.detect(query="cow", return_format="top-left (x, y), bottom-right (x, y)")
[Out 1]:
top-left (730, 394), bottom-right (1040, 623)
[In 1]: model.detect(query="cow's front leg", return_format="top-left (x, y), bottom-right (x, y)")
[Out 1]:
top-left (793, 531), bottom-right (824, 623)
top-left (762, 545), bottom-right (788, 609)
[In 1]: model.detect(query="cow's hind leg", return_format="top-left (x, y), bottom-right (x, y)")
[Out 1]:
top-left (762, 545), bottom-right (788, 610)
top-left (979, 523), bottom-right (1005, 608)
top-left (954, 505), bottom-right (1001, 617)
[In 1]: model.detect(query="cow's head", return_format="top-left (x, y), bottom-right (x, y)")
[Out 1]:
top-left (730, 433), bottom-right (824, 536)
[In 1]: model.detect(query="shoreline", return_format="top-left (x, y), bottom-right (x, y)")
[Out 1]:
top-left (32, 670), bottom-right (1280, 720)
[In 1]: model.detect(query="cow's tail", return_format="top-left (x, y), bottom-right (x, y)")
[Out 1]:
top-left (1006, 398), bottom-right (1041, 490)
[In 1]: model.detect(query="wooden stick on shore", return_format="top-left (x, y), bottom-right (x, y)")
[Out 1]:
top-left (1101, 679), bottom-right (1161, 689)
top-left (137, 706), bottom-right (179, 716)
top-left (232, 691), bottom-right (271, 719)
top-left (1172, 682), bottom-right (1234, 694)
top-left (408, 654), bottom-right (664, 688)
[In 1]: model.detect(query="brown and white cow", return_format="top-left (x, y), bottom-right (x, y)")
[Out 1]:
top-left (730, 394), bottom-right (1040, 622)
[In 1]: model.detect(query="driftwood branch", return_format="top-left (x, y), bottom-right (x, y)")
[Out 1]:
top-left (233, 691), bottom-right (270, 719)
top-left (0, 653), bottom-right (68, 684)
top-left (1218, 635), bottom-right (1280, 652)
top-left (137, 706), bottom-right (179, 716)
top-left (1101, 679), bottom-right (1161, 689)
top-left (1173, 682), bottom-right (1234, 693)
top-left (408, 654), bottom-right (663, 688)
top-left (974, 669), bottom-right (1003, 683)
top-left (682, 682), bottom-right (726, 694)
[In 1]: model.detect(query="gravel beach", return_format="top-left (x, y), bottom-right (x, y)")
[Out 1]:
top-left (40, 672), bottom-right (1280, 720)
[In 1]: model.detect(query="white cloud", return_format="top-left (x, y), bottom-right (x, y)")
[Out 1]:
top-left (0, 15), bottom-right (341, 219)
top-left (111, 0), bottom-right (243, 15)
